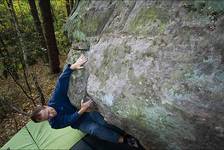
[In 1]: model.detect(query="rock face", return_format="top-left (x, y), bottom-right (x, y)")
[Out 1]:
top-left (64, 0), bottom-right (224, 149)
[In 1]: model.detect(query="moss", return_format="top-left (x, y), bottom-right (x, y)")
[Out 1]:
top-left (159, 23), bottom-right (166, 33)
top-left (128, 7), bottom-right (169, 34)
top-left (111, 93), bottom-right (147, 125)
top-left (143, 106), bottom-right (195, 144)
top-left (79, 5), bottom-right (114, 36)
top-left (111, 99), bottom-right (130, 118)
top-left (163, 103), bottom-right (190, 120)
top-left (72, 30), bottom-right (87, 42)
top-left (66, 0), bottom-right (114, 41)
top-left (183, 0), bottom-right (224, 27)
top-left (91, 42), bottom-right (132, 90)
top-left (183, 0), bottom-right (224, 13)
top-left (129, 105), bottom-right (147, 127)
top-left (95, 47), bottom-right (123, 87)
top-left (80, 13), bottom-right (102, 36)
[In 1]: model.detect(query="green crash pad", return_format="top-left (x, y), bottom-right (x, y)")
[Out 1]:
top-left (1, 120), bottom-right (85, 150)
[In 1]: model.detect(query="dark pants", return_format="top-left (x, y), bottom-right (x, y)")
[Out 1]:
top-left (77, 112), bottom-right (121, 143)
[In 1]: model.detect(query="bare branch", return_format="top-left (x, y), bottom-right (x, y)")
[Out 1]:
top-left (9, 105), bottom-right (30, 116)
top-left (32, 73), bottom-right (46, 105)
top-left (0, 97), bottom-right (30, 116)
top-left (6, 68), bottom-right (36, 106)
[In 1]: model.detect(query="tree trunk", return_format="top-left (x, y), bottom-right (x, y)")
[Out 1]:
top-left (65, 0), bottom-right (70, 17)
top-left (70, 0), bottom-right (79, 15)
top-left (6, 0), bottom-right (29, 69)
top-left (28, 0), bottom-right (48, 62)
top-left (70, 0), bottom-right (74, 13)
top-left (0, 35), bottom-right (19, 80)
top-left (38, 0), bottom-right (60, 73)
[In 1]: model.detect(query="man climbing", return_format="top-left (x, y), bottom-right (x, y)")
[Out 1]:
top-left (30, 54), bottom-right (139, 148)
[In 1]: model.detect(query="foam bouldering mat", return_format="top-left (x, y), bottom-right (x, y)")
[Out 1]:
top-left (1, 120), bottom-right (85, 150)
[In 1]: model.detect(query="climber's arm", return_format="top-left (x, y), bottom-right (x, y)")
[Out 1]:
top-left (55, 54), bottom-right (88, 96)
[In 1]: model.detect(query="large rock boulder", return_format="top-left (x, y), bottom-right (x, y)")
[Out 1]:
top-left (64, 0), bottom-right (224, 149)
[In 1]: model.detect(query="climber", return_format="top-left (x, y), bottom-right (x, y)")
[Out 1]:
top-left (30, 54), bottom-right (139, 148)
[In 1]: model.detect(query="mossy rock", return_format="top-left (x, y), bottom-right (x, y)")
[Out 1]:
top-left (65, 1), bottom-right (224, 150)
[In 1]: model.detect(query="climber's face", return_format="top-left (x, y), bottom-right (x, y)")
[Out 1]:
top-left (37, 106), bottom-right (57, 121)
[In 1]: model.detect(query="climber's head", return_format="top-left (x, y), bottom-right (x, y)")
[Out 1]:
top-left (31, 106), bottom-right (57, 123)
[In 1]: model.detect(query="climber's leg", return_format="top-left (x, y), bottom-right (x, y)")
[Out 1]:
top-left (88, 111), bottom-right (125, 134)
top-left (88, 111), bottom-right (107, 125)
top-left (78, 120), bottom-right (122, 143)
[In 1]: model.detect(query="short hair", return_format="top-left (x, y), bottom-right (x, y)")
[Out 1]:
top-left (30, 106), bottom-right (45, 123)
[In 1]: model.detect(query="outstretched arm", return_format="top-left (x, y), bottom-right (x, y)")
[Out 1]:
top-left (55, 54), bottom-right (88, 96)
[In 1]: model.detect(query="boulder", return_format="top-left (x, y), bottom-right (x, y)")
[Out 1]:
top-left (64, 0), bottom-right (224, 149)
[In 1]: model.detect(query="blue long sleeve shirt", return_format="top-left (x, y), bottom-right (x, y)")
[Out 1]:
top-left (48, 64), bottom-right (81, 129)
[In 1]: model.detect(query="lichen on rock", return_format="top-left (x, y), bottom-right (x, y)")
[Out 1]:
top-left (64, 0), bottom-right (224, 149)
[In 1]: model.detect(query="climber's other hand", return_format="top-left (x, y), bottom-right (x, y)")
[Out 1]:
top-left (78, 99), bottom-right (93, 114)
top-left (70, 54), bottom-right (88, 70)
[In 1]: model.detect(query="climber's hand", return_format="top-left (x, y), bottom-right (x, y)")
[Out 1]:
top-left (70, 54), bottom-right (88, 70)
top-left (78, 99), bottom-right (93, 115)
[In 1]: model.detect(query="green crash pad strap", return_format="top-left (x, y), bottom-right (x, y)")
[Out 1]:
top-left (25, 125), bottom-right (40, 150)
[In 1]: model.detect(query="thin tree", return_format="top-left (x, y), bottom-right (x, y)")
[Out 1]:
top-left (65, 0), bottom-right (74, 17)
top-left (70, 0), bottom-right (79, 15)
top-left (65, 0), bottom-right (70, 17)
top-left (0, 35), bottom-right (19, 80)
top-left (6, 0), bottom-right (29, 69)
top-left (69, 0), bottom-right (74, 13)
top-left (28, 0), bottom-right (48, 62)
top-left (32, 72), bottom-right (46, 105)
top-left (5, 0), bottom-right (33, 93)
top-left (38, 0), bottom-right (60, 73)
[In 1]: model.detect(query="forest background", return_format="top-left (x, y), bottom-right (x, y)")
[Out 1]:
top-left (0, 0), bottom-right (75, 146)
